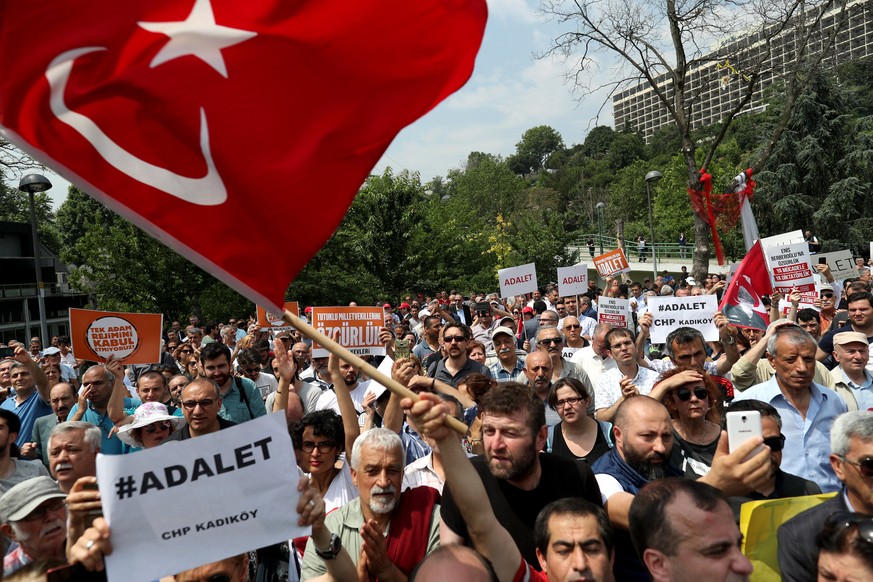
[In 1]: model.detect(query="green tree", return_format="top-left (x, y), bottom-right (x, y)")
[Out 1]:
top-left (507, 125), bottom-right (564, 174)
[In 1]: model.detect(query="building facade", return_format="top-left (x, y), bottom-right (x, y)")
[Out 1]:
top-left (613, 0), bottom-right (869, 141)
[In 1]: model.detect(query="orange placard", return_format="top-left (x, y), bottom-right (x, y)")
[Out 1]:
top-left (311, 307), bottom-right (385, 358)
top-left (69, 308), bottom-right (163, 364)
top-left (593, 248), bottom-right (630, 277)
top-left (256, 302), bottom-right (299, 330)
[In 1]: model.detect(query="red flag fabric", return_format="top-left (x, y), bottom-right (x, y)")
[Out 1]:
top-left (0, 0), bottom-right (487, 309)
top-left (719, 240), bottom-right (772, 331)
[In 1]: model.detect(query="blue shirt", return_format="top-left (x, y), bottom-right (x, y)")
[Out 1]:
top-left (217, 377), bottom-right (266, 424)
top-left (68, 398), bottom-right (140, 455)
top-left (1, 390), bottom-right (52, 449)
top-left (839, 369), bottom-right (873, 411)
top-left (734, 376), bottom-right (848, 492)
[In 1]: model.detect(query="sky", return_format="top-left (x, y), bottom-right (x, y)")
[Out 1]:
top-left (21, 0), bottom-right (616, 209)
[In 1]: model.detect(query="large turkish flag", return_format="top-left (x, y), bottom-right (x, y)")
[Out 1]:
top-left (0, 0), bottom-right (487, 309)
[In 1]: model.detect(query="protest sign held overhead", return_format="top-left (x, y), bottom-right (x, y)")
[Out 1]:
top-left (593, 248), bottom-right (630, 278)
top-left (598, 297), bottom-right (631, 329)
top-left (765, 242), bottom-right (815, 293)
top-left (69, 308), bottom-right (162, 364)
top-left (814, 250), bottom-right (855, 281)
top-left (311, 306), bottom-right (385, 358)
top-left (498, 263), bottom-right (538, 298)
top-left (720, 240), bottom-right (772, 331)
top-left (557, 264), bottom-right (588, 297)
top-left (97, 413), bottom-right (304, 582)
top-left (647, 296), bottom-right (719, 343)
top-left (256, 302), bottom-right (299, 331)
top-left (0, 0), bottom-right (487, 311)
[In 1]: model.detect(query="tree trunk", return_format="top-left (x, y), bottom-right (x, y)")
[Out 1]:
top-left (615, 218), bottom-right (625, 251)
top-left (681, 143), bottom-right (711, 282)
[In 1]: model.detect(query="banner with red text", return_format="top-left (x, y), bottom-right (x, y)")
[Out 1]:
top-left (593, 249), bottom-right (630, 278)
top-left (557, 264), bottom-right (588, 297)
top-left (498, 263), bottom-right (538, 298)
top-left (311, 307), bottom-right (385, 358)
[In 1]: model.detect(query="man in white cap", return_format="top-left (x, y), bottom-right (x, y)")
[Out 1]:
top-left (829, 331), bottom-right (873, 410)
top-left (0, 476), bottom-right (68, 575)
top-left (488, 326), bottom-right (525, 382)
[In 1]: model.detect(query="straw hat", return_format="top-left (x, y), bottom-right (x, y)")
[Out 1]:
top-left (117, 402), bottom-right (186, 448)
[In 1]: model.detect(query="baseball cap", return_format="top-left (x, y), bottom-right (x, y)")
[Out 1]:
top-left (0, 477), bottom-right (67, 523)
top-left (399, 302), bottom-right (410, 309)
top-left (522, 306), bottom-right (534, 314)
top-left (492, 326), bottom-right (515, 340)
top-left (41, 347), bottom-right (61, 356)
top-left (833, 331), bottom-right (869, 347)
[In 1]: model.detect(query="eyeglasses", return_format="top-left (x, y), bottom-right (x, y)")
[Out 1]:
top-left (181, 398), bottom-right (216, 410)
top-left (675, 386), bottom-right (708, 401)
top-left (301, 441), bottom-right (337, 454)
top-left (144, 421), bottom-right (172, 434)
top-left (242, 367), bottom-right (260, 375)
top-left (827, 512), bottom-right (873, 544)
top-left (477, 311), bottom-right (491, 317)
top-left (763, 434), bottom-right (786, 452)
top-left (564, 324), bottom-right (581, 330)
top-left (180, 349), bottom-right (193, 354)
top-left (17, 498), bottom-right (66, 522)
top-left (512, 311), bottom-right (520, 315)
top-left (555, 396), bottom-right (585, 408)
top-left (444, 335), bottom-right (467, 343)
top-left (821, 292), bottom-right (834, 299)
top-left (540, 337), bottom-right (562, 345)
top-left (838, 455), bottom-right (873, 477)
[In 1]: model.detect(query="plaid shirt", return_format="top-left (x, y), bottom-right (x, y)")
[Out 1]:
top-left (490, 357), bottom-right (526, 382)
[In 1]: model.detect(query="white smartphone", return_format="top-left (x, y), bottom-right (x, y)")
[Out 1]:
top-left (726, 410), bottom-right (763, 457)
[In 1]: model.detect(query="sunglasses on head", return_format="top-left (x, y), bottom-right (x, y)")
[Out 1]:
top-left (675, 386), bottom-right (708, 401)
top-left (827, 512), bottom-right (873, 544)
top-left (838, 455), bottom-right (873, 477)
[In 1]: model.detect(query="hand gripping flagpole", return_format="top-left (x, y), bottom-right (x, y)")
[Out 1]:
top-left (281, 310), bottom-right (468, 435)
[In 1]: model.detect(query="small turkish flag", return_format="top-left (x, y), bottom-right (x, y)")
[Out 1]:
top-left (0, 0), bottom-right (487, 309)
top-left (719, 240), bottom-right (772, 332)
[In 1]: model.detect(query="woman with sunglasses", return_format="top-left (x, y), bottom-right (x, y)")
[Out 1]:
top-left (546, 377), bottom-right (611, 464)
top-left (116, 402), bottom-right (186, 451)
top-left (658, 367), bottom-right (724, 478)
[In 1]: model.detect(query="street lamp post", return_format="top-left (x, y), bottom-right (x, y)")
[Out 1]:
top-left (18, 174), bottom-right (52, 346)
top-left (644, 171), bottom-right (663, 281)
top-left (595, 202), bottom-right (605, 255)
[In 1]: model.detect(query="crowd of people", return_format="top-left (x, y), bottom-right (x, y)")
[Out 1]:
top-left (0, 266), bottom-right (870, 581)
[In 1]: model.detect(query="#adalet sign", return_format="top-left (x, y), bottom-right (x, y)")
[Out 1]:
top-left (646, 296), bottom-right (719, 344)
top-left (498, 263), bottom-right (538, 298)
top-left (97, 412), bottom-right (307, 582)
top-left (557, 264), bottom-right (588, 297)
top-left (256, 301), bottom-right (299, 331)
top-left (310, 306), bottom-right (386, 358)
top-left (69, 308), bottom-right (163, 364)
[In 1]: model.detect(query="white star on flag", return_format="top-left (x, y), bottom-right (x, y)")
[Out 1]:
top-left (138, 0), bottom-right (257, 78)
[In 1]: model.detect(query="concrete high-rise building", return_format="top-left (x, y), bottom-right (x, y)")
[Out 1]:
top-left (613, 0), bottom-right (869, 142)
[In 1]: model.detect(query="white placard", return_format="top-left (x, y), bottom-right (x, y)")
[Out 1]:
top-left (365, 355), bottom-right (395, 400)
top-left (815, 250), bottom-right (856, 281)
top-left (765, 242), bottom-right (815, 293)
top-left (647, 296), bottom-right (719, 343)
top-left (760, 230), bottom-right (804, 249)
top-left (498, 262), bottom-right (538, 297)
top-left (597, 297), bottom-right (631, 329)
top-left (98, 413), bottom-right (306, 582)
top-left (557, 264), bottom-right (588, 297)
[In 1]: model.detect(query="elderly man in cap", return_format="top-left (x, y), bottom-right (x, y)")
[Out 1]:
top-left (829, 331), bottom-right (873, 410)
top-left (0, 476), bottom-right (68, 575)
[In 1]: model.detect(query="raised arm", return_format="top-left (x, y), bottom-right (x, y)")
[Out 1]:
top-left (327, 337), bottom-right (360, 457)
top-left (271, 339), bottom-right (303, 421)
top-left (14, 346), bottom-right (50, 403)
top-left (105, 357), bottom-right (128, 424)
top-left (403, 393), bottom-right (520, 582)
top-left (713, 312), bottom-right (740, 376)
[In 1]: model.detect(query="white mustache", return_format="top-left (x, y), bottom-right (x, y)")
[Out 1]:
top-left (497, 347), bottom-right (512, 355)
top-left (372, 484), bottom-right (396, 495)
top-left (54, 462), bottom-right (73, 472)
